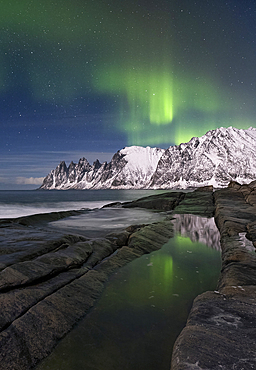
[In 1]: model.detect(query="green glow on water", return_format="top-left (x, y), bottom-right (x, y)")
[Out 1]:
top-left (148, 253), bottom-right (173, 283)
top-left (36, 233), bottom-right (221, 370)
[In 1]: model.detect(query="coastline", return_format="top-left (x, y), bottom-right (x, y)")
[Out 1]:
top-left (171, 181), bottom-right (256, 369)
top-left (0, 195), bottom-right (178, 369)
top-left (0, 184), bottom-right (255, 369)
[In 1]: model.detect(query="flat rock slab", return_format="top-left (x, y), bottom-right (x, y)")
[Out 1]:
top-left (172, 287), bottom-right (256, 370)
top-left (122, 191), bottom-right (185, 211)
top-left (171, 181), bottom-right (256, 369)
top-left (123, 189), bottom-right (215, 217)
top-left (0, 216), bottom-right (175, 370)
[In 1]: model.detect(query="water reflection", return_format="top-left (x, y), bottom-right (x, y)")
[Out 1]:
top-left (36, 215), bottom-right (221, 370)
top-left (173, 214), bottom-right (221, 250)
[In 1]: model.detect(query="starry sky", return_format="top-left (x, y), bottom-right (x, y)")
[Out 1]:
top-left (1, 0), bottom-right (256, 189)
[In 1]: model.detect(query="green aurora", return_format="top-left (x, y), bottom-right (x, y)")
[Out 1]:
top-left (0, 0), bottom-right (255, 147)
top-left (94, 66), bottom-right (227, 144)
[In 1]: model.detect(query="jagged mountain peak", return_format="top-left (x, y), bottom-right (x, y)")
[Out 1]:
top-left (40, 145), bottom-right (164, 190)
top-left (150, 126), bottom-right (256, 189)
top-left (40, 127), bottom-right (256, 190)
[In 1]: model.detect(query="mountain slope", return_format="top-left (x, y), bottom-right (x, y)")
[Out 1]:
top-left (40, 146), bottom-right (165, 190)
top-left (40, 127), bottom-right (256, 190)
top-left (150, 126), bottom-right (256, 188)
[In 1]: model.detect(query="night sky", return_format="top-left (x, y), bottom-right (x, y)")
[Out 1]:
top-left (1, 0), bottom-right (256, 189)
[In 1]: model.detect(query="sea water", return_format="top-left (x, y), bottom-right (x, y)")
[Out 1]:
top-left (0, 189), bottom-right (168, 219)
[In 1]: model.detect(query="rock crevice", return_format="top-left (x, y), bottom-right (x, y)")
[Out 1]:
top-left (1, 184), bottom-right (256, 369)
top-left (0, 214), bottom-right (175, 370)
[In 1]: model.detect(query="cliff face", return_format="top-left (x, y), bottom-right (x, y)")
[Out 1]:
top-left (40, 127), bottom-right (256, 189)
top-left (150, 126), bottom-right (256, 188)
top-left (40, 146), bottom-right (164, 189)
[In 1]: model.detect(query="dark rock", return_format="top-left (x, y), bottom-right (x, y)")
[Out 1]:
top-left (122, 188), bottom-right (215, 217)
top-left (122, 191), bottom-right (185, 211)
top-left (171, 181), bottom-right (256, 369)
top-left (0, 225), bottom-right (88, 271)
top-left (0, 213), bottom-right (175, 369)
top-left (105, 230), bottom-right (130, 247)
top-left (0, 241), bottom-right (93, 291)
top-left (227, 180), bottom-right (242, 189)
top-left (214, 187), bottom-right (256, 235)
top-left (127, 220), bottom-right (174, 254)
top-left (102, 201), bottom-right (122, 208)
top-left (193, 185), bottom-right (213, 192)
top-left (15, 210), bottom-right (87, 227)
top-left (3, 182), bottom-right (256, 369)
top-left (174, 190), bottom-right (214, 217)
top-left (171, 287), bottom-right (256, 369)
top-left (0, 270), bottom-right (107, 370)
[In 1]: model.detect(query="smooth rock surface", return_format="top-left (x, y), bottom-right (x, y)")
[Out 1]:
top-left (171, 287), bottom-right (256, 369)
top-left (0, 210), bottom-right (175, 369)
top-left (171, 181), bottom-right (256, 370)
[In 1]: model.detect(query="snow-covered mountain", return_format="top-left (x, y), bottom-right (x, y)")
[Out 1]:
top-left (40, 146), bottom-right (165, 189)
top-left (40, 127), bottom-right (256, 190)
top-left (150, 126), bottom-right (256, 188)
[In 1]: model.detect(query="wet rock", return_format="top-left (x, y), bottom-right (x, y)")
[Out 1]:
top-left (174, 190), bottom-right (214, 217)
top-left (3, 181), bottom-right (256, 370)
top-left (0, 269), bottom-right (83, 332)
top-left (214, 187), bottom-right (256, 236)
top-left (14, 209), bottom-right (88, 227)
top-left (171, 181), bottom-right (256, 369)
top-left (0, 270), bottom-right (107, 370)
top-left (96, 220), bottom-right (175, 277)
top-left (105, 230), bottom-right (130, 247)
top-left (122, 191), bottom-right (185, 211)
top-left (0, 242), bottom-right (93, 291)
top-left (102, 201), bottom-right (122, 208)
top-left (0, 213), bottom-right (175, 369)
top-left (122, 189), bottom-right (215, 218)
top-left (171, 287), bottom-right (256, 370)
top-left (127, 220), bottom-right (174, 254)
top-left (0, 226), bottom-right (88, 271)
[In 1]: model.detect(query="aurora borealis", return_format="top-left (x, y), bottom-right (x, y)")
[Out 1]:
top-left (1, 0), bottom-right (256, 188)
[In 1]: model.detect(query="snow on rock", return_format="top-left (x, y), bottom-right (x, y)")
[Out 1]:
top-left (40, 127), bottom-right (256, 190)
top-left (150, 126), bottom-right (256, 189)
top-left (40, 146), bottom-right (164, 190)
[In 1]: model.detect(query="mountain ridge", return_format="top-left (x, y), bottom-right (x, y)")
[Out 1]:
top-left (40, 126), bottom-right (256, 190)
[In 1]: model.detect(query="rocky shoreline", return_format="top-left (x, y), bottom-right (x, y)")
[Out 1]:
top-left (0, 183), bottom-right (255, 369)
top-left (171, 181), bottom-right (256, 369)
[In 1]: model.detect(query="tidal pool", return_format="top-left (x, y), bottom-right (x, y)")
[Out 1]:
top-left (48, 207), bottom-right (166, 238)
top-left (36, 216), bottom-right (221, 370)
